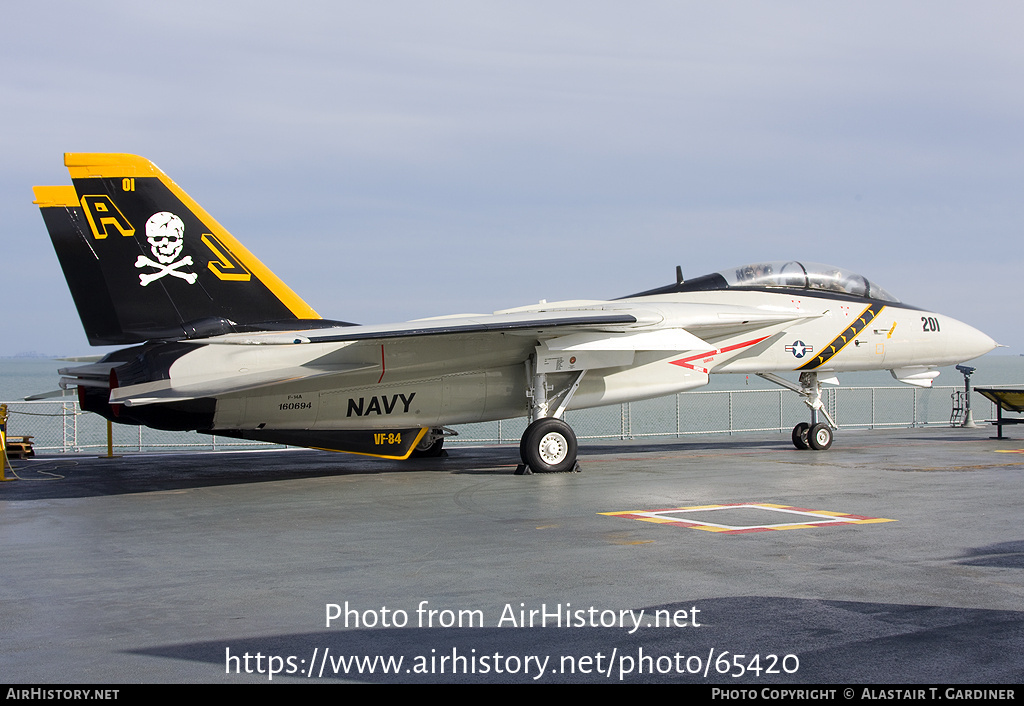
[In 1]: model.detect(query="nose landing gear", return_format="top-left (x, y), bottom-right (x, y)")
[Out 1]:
top-left (805, 422), bottom-right (833, 450)
top-left (792, 422), bottom-right (810, 449)
top-left (759, 371), bottom-right (838, 451)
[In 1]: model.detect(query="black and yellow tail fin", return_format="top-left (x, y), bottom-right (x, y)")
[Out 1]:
top-left (35, 153), bottom-right (331, 346)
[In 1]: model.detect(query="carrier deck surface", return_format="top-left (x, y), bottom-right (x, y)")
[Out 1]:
top-left (2, 427), bottom-right (1022, 683)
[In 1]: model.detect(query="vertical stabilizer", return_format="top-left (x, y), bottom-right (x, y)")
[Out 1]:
top-left (34, 154), bottom-right (324, 345)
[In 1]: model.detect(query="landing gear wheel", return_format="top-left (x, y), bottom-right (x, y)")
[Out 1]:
top-left (808, 423), bottom-right (833, 451)
top-left (520, 418), bottom-right (578, 473)
top-left (792, 422), bottom-right (810, 450)
top-left (410, 432), bottom-right (445, 458)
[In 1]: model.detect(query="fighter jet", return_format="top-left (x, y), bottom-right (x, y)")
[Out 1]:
top-left (33, 154), bottom-right (997, 472)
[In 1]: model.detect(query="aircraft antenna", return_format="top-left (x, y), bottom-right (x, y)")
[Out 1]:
top-left (675, 265), bottom-right (684, 284)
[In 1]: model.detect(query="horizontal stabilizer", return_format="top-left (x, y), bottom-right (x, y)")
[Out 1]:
top-left (23, 389), bottom-right (77, 401)
top-left (57, 361), bottom-right (119, 379)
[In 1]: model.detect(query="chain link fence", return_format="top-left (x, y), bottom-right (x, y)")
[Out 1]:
top-left (452, 385), bottom-right (995, 443)
top-left (7, 385), bottom-right (981, 454)
top-left (1, 400), bottom-right (280, 454)
top-left (2, 386), bottom-right (994, 454)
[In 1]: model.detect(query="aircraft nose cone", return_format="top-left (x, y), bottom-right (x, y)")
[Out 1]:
top-left (950, 318), bottom-right (998, 363)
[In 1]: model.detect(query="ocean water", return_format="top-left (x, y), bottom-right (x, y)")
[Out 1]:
top-left (0, 358), bottom-right (80, 402)
top-left (2, 354), bottom-right (1021, 453)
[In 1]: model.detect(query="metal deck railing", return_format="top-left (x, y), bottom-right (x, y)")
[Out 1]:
top-left (1, 385), bottom-right (994, 454)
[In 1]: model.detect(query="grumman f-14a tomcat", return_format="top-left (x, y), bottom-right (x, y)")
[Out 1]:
top-left (33, 154), bottom-right (997, 473)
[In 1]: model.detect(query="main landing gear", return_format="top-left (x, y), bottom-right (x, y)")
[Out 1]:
top-left (520, 417), bottom-right (579, 473)
top-left (758, 371), bottom-right (837, 451)
top-left (515, 360), bottom-right (586, 474)
top-left (411, 428), bottom-right (454, 457)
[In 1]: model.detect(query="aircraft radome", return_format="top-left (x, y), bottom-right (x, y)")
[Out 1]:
top-left (33, 154), bottom-right (997, 473)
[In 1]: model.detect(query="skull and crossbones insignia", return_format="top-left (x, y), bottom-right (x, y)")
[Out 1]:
top-left (135, 211), bottom-right (198, 286)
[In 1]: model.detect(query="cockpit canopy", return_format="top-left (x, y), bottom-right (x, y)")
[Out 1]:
top-left (623, 261), bottom-right (900, 302)
top-left (720, 261), bottom-right (899, 302)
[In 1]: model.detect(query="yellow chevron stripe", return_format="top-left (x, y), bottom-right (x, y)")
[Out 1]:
top-left (798, 304), bottom-right (884, 370)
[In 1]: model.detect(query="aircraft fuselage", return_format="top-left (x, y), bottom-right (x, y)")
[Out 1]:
top-left (153, 289), bottom-right (993, 433)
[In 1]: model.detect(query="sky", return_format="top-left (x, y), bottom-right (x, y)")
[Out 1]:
top-left (2, 1), bottom-right (1021, 357)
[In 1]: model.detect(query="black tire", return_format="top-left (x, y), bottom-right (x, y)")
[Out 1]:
top-left (410, 432), bottom-right (445, 458)
top-left (520, 418), bottom-right (578, 473)
top-left (792, 422), bottom-right (810, 450)
top-left (808, 423), bottom-right (833, 451)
